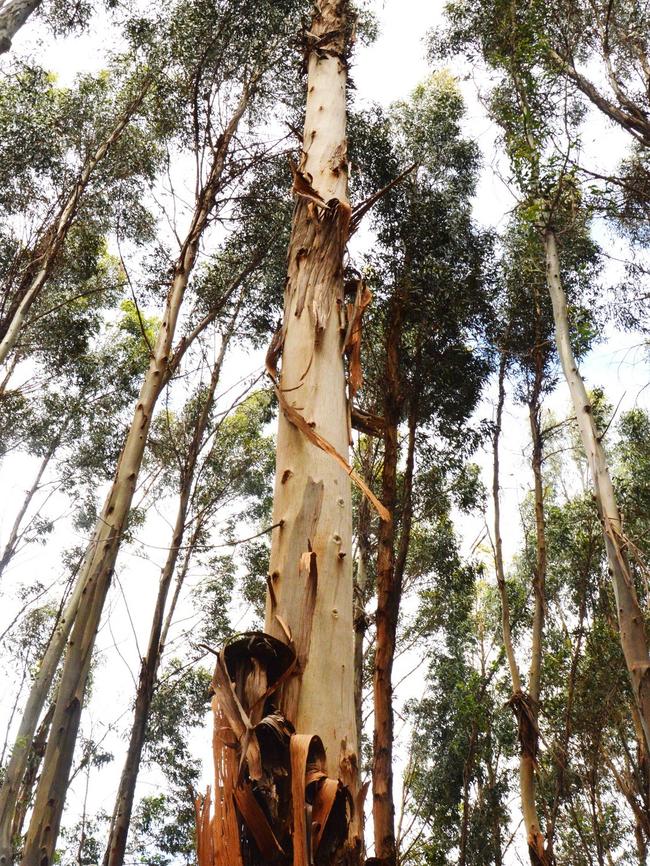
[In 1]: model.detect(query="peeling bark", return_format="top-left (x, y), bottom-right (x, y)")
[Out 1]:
top-left (545, 227), bottom-right (650, 754)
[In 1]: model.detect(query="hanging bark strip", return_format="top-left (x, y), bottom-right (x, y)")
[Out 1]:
top-left (545, 226), bottom-right (650, 754)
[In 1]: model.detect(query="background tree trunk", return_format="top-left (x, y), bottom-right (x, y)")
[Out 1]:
top-left (545, 226), bottom-right (650, 754)
top-left (20, 93), bottom-right (250, 866)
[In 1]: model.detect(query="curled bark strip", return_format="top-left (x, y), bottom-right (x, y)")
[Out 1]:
top-left (211, 652), bottom-right (263, 780)
top-left (271, 379), bottom-right (389, 521)
top-left (343, 278), bottom-right (372, 399)
top-left (233, 782), bottom-right (285, 861)
top-left (508, 690), bottom-right (540, 762)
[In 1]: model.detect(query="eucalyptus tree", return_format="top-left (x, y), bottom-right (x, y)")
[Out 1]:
top-left (438, 0), bottom-right (650, 148)
top-left (348, 73), bottom-right (492, 865)
top-left (436, 0), bottom-right (650, 764)
top-left (15, 3), bottom-right (308, 862)
top-left (487, 211), bottom-right (599, 864)
top-left (0, 62), bottom-right (159, 373)
top-left (0, 294), bottom-right (159, 865)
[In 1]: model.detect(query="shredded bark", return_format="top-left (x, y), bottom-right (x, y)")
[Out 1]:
top-left (196, 632), bottom-right (352, 866)
top-left (508, 690), bottom-right (540, 762)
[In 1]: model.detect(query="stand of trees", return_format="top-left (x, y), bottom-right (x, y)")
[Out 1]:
top-left (1, 1), bottom-right (650, 865)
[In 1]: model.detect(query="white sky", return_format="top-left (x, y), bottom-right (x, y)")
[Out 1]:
top-left (1, 0), bottom-right (649, 862)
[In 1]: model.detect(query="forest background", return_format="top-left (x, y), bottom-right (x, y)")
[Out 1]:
top-left (1, 0), bottom-right (650, 864)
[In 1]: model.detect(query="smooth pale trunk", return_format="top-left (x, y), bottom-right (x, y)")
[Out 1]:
top-left (20, 95), bottom-right (248, 866)
top-left (0, 0), bottom-right (41, 53)
top-left (103, 331), bottom-right (232, 866)
top-left (545, 228), bottom-right (650, 753)
top-left (0, 85), bottom-right (149, 368)
top-left (0, 573), bottom-right (84, 865)
top-left (265, 0), bottom-right (357, 791)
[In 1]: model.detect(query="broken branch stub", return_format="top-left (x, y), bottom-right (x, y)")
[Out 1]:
top-left (196, 632), bottom-right (352, 866)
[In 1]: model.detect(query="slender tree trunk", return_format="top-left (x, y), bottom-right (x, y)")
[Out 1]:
top-left (492, 353), bottom-right (551, 865)
top-left (0, 81), bottom-right (150, 368)
top-left (20, 90), bottom-right (251, 866)
top-left (372, 296), bottom-right (402, 866)
top-left (0, 0), bottom-right (41, 54)
top-left (264, 1), bottom-right (360, 859)
top-left (0, 438), bottom-right (58, 581)
top-left (11, 703), bottom-right (55, 845)
top-left (354, 493), bottom-right (371, 755)
top-left (0, 568), bottom-right (85, 866)
top-left (545, 227), bottom-right (650, 753)
top-left (102, 321), bottom-right (236, 866)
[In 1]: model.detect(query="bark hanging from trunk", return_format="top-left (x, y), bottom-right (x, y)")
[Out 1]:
top-left (263, 3), bottom-right (359, 858)
top-left (19, 89), bottom-right (251, 866)
top-left (0, 81), bottom-right (151, 368)
top-left (544, 227), bottom-right (650, 754)
top-left (102, 320), bottom-right (236, 866)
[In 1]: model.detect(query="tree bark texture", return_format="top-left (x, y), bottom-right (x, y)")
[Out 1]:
top-left (545, 227), bottom-right (650, 754)
top-left (263, 0), bottom-right (360, 858)
top-left (0, 572), bottom-right (85, 866)
top-left (0, 0), bottom-right (41, 54)
top-left (371, 293), bottom-right (404, 866)
top-left (20, 91), bottom-right (250, 866)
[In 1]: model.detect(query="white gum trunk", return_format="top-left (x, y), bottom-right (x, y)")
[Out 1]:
top-left (0, 0), bottom-right (41, 53)
top-left (545, 227), bottom-right (650, 752)
top-left (265, 0), bottom-right (356, 784)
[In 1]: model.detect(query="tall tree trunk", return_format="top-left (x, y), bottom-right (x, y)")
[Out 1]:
top-left (0, 81), bottom-right (150, 368)
top-left (371, 295), bottom-right (402, 866)
top-left (102, 319), bottom-right (236, 866)
top-left (10, 703), bottom-right (55, 846)
top-left (20, 89), bottom-right (251, 866)
top-left (354, 491), bottom-right (371, 755)
top-left (264, 0), bottom-right (360, 858)
top-left (0, 0), bottom-right (41, 54)
top-left (544, 227), bottom-right (650, 753)
top-left (0, 567), bottom-right (85, 866)
top-left (492, 352), bottom-right (552, 865)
